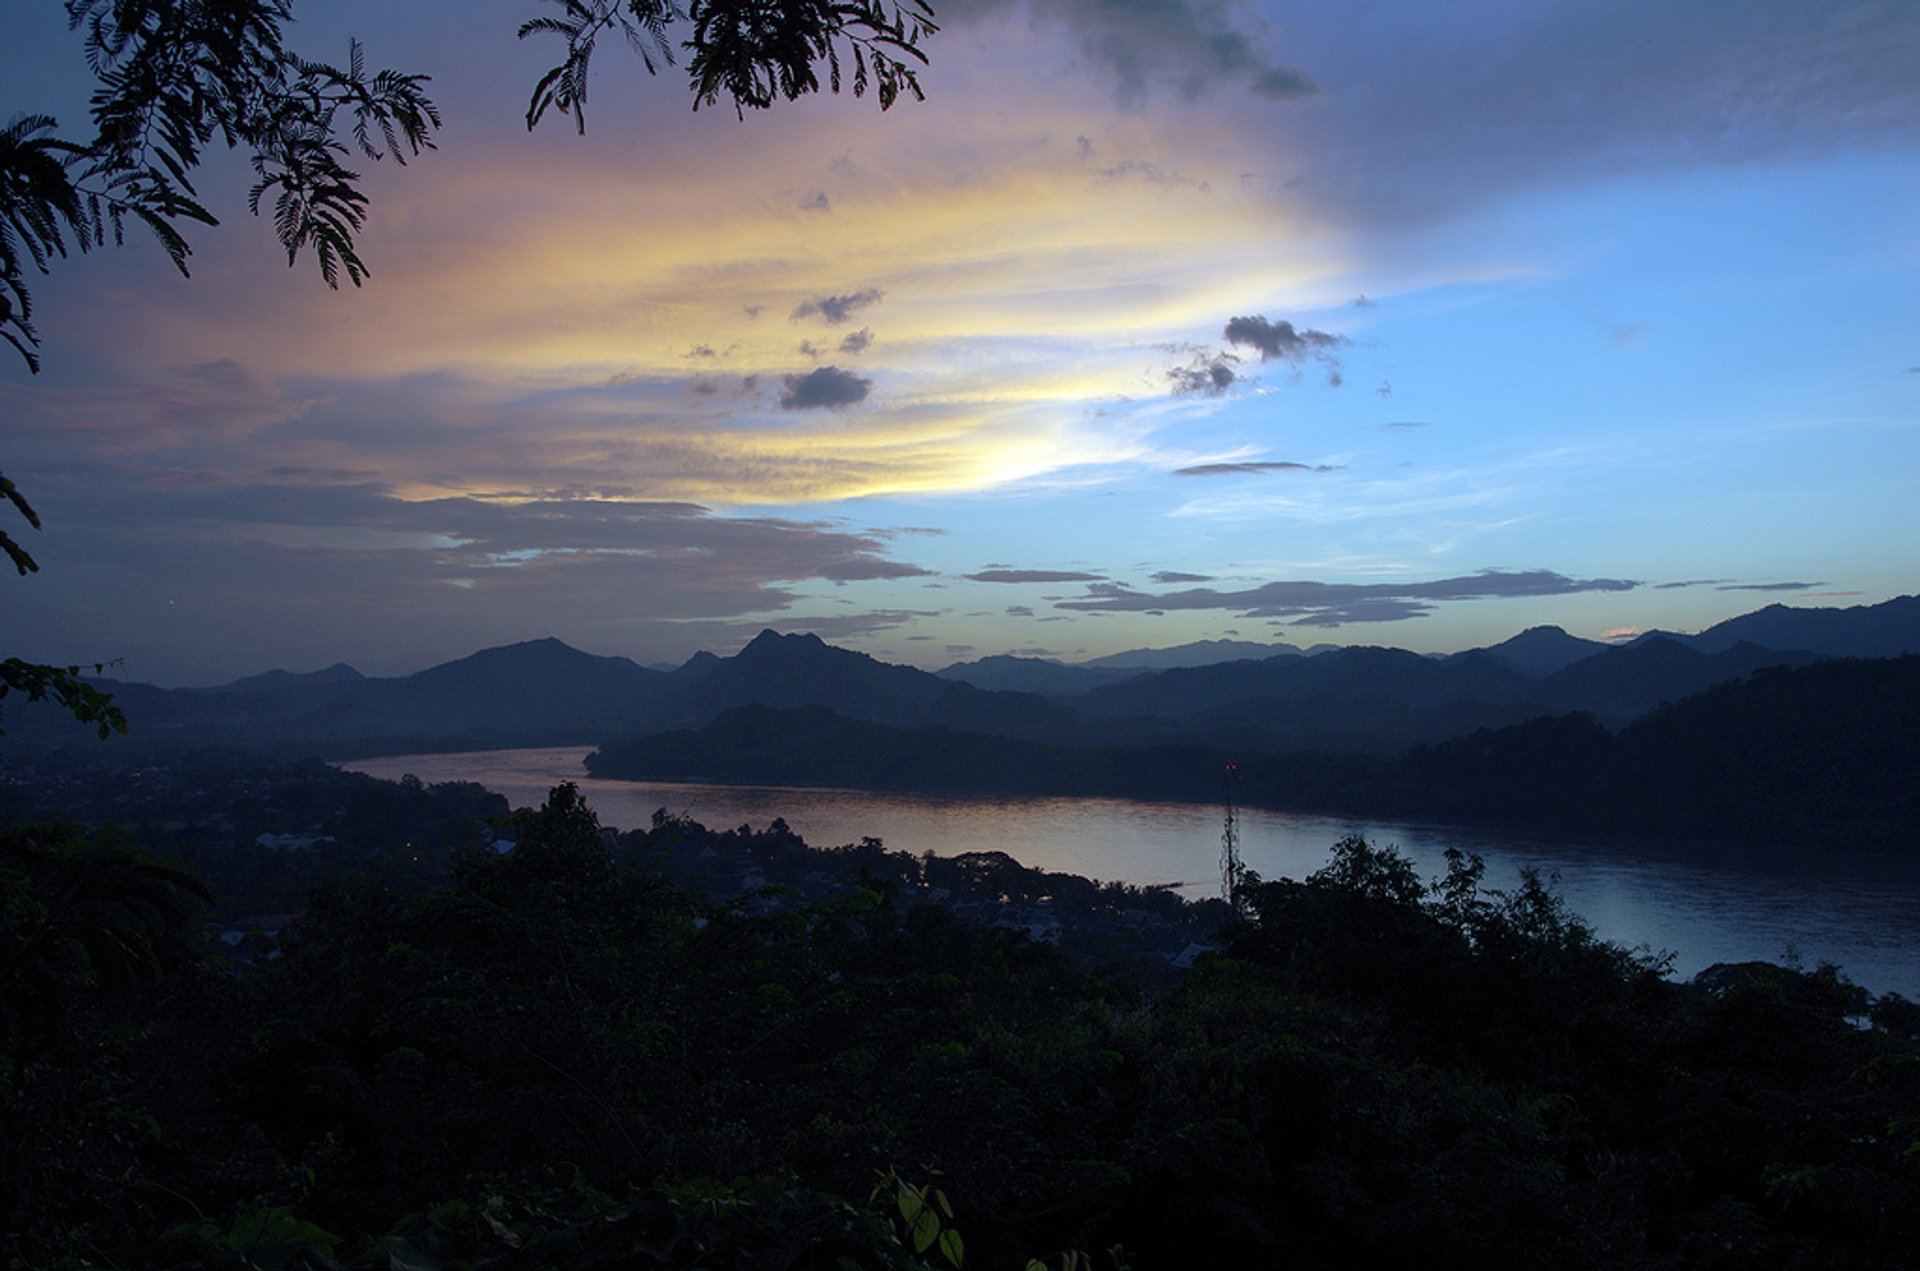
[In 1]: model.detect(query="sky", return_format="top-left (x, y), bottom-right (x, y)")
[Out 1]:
top-left (4, 0), bottom-right (1918, 686)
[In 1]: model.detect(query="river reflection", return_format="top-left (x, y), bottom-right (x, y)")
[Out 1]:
top-left (341, 746), bottom-right (1920, 999)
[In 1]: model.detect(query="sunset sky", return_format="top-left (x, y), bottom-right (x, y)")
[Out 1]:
top-left (5, 0), bottom-right (1917, 686)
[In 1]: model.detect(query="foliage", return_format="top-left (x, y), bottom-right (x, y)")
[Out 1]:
top-left (524, 0), bottom-right (938, 131)
top-left (4, 800), bottom-right (1918, 1269)
top-left (0, 655), bottom-right (125, 737)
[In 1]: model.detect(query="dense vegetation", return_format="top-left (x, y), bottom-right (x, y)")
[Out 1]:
top-left (591, 655), bottom-right (1920, 850)
top-left (5, 787), bottom-right (1918, 1269)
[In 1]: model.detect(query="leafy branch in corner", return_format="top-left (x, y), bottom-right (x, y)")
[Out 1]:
top-left (521, 0), bottom-right (938, 131)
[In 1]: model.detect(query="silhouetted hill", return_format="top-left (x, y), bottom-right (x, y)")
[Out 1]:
top-left (1534, 637), bottom-right (1817, 719)
top-left (1459, 625), bottom-right (1610, 675)
top-left (591, 655), bottom-right (1920, 852)
top-left (934, 654), bottom-right (1135, 696)
top-left (1079, 637), bottom-right (1313, 671)
top-left (1, 638), bottom-right (673, 757)
top-left (630, 630), bottom-right (1078, 739)
top-left (1687, 595), bottom-right (1920, 658)
top-left (586, 703), bottom-right (1223, 800)
top-left (1070, 645), bottom-right (1551, 749)
top-left (212, 663), bottom-right (364, 694)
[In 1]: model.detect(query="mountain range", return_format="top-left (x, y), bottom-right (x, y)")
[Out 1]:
top-left (4, 595), bottom-right (1915, 763)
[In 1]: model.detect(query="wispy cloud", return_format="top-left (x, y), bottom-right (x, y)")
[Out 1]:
top-left (792, 288), bottom-right (885, 325)
top-left (968, 569), bottom-right (1106, 583)
top-left (1173, 461), bottom-right (1339, 477)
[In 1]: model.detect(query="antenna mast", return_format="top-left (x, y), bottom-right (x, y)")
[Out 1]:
top-left (1220, 762), bottom-right (1244, 908)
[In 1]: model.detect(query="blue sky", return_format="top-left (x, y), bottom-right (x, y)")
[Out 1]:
top-left (4, 0), bottom-right (1917, 684)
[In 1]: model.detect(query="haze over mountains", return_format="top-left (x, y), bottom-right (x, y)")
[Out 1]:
top-left (6, 596), bottom-right (1915, 764)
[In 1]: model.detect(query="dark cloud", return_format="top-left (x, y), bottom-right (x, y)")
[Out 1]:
top-left (1655, 578), bottom-right (1732, 589)
top-left (266, 466), bottom-right (384, 484)
top-left (948, 0), bottom-right (1315, 106)
top-left (1168, 354), bottom-right (1237, 395)
top-left (1717, 580), bottom-right (1825, 592)
top-left (687, 344), bottom-right (718, 359)
top-left (839, 328), bottom-right (874, 355)
top-left (1150, 570), bottom-right (1213, 584)
top-left (1352, 295), bottom-right (1377, 308)
top-left (798, 340), bottom-right (823, 358)
top-left (801, 190), bottom-right (831, 212)
top-left (1005, 605), bottom-right (1034, 616)
top-left (792, 288), bottom-right (884, 325)
top-left (968, 569), bottom-right (1106, 583)
top-left (1223, 315), bottom-right (1349, 369)
top-left (1253, 1), bottom-right (1920, 231)
top-left (1173, 460), bottom-right (1337, 477)
top-left (1056, 569), bottom-right (1639, 625)
top-left (780, 366), bottom-right (873, 410)
top-left (1095, 158), bottom-right (1210, 193)
top-left (1289, 599), bottom-right (1435, 626)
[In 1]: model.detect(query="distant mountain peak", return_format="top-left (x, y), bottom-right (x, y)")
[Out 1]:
top-left (213, 662), bottom-right (364, 694)
top-left (1467, 625), bottom-right (1608, 677)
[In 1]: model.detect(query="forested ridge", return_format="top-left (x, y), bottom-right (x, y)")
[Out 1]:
top-left (5, 786), bottom-right (1919, 1269)
top-left (590, 654), bottom-right (1920, 850)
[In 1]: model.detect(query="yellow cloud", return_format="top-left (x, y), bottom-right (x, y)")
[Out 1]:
top-left (98, 40), bottom-right (1355, 507)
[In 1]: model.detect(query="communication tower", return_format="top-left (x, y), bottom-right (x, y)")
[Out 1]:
top-left (1220, 761), bottom-right (1244, 908)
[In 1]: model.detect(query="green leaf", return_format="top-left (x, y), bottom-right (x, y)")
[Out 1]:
top-left (912, 1205), bottom-right (940, 1253)
top-left (938, 1226), bottom-right (965, 1267)
top-left (386, 1236), bottom-right (441, 1271)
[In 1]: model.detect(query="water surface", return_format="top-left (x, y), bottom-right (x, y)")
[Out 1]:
top-left (342, 746), bottom-right (1920, 999)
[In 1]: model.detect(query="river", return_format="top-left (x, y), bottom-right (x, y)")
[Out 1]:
top-left (340, 746), bottom-right (1920, 1000)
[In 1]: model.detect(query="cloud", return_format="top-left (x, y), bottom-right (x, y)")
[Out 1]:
top-left (1005, 605), bottom-right (1034, 616)
top-left (1256, 0), bottom-right (1920, 230)
top-left (1094, 158), bottom-right (1211, 193)
top-left (801, 190), bottom-right (831, 212)
top-left (791, 288), bottom-right (885, 325)
top-left (8, 470), bottom-right (940, 681)
top-left (1056, 569), bottom-right (1639, 626)
top-left (839, 328), bottom-right (874, 355)
top-left (1223, 315), bottom-right (1348, 365)
top-left (798, 340), bottom-right (823, 358)
top-left (1173, 461), bottom-right (1337, 477)
top-left (1149, 570), bottom-right (1213, 583)
top-left (3, 358), bottom-right (316, 453)
top-left (1716, 580), bottom-right (1825, 592)
top-left (1167, 354), bottom-right (1237, 395)
top-left (967, 569), bottom-right (1106, 583)
top-left (952, 0), bottom-right (1316, 106)
top-left (780, 366), bottom-right (873, 410)
top-left (1655, 578), bottom-right (1733, 589)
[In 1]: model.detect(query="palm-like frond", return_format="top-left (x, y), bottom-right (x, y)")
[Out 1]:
top-left (0, 114), bottom-right (91, 372)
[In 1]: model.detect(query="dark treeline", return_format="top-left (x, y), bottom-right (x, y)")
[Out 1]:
top-left (590, 655), bottom-right (1920, 850)
top-left (5, 787), bottom-right (1919, 1268)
